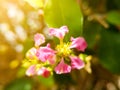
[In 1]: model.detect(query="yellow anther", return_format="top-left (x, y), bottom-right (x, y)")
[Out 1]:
top-left (56, 43), bottom-right (72, 57)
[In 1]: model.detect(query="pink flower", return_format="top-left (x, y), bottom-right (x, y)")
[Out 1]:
top-left (37, 67), bottom-right (51, 78)
top-left (55, 58), bottom-right (71, 74)
top-left (70, 37), bottom-right (87, 51)
top-left (26, 65), bottom-right (36, 76)
top-left (34, 33), bottom-right (45, 47)
top-left (49, 26), bottom-right (69, 39)
top-left (36, 44), bottom-right (56, 64)
top-left (26, 47), bottom-right (37, 59)
top-left (70, 56), bottom-right (84, 69)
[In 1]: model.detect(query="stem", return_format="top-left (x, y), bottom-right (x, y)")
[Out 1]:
top-left (60, 39), bottom-right (63, 45)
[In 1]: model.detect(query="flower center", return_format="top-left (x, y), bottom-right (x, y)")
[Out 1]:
top-left (56, 43), bottom-right (72, 57)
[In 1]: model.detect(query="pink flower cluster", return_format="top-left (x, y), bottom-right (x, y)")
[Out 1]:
top-left (25, 26), bottom-right (87, 77)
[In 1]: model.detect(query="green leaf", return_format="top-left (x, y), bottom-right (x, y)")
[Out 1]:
top-left (44, 0), bottom-right (83, 38)
top-left (83, 21), bottom-right (102, 49)
top-left (4, 77), bottom-right (33, 90)
top-left (106, 11), bottom-right (120, 25)
top-left (98, 29), bottom-right (120, 74)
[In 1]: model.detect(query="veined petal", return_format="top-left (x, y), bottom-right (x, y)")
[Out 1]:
top-left (34, 33), bottom-right (45, 47)
top-left (55, 59), bottom-right (71, 74)
top-left (26, 65), bottom-right (36, 76)
top-left (70, 37), bottom-right (87, 51)
top-left (36, 44), bottom-right (56, 64)
top-left (70, 56), bottom-right (84, 69)
top-left (49, 26), bottom-right (69, 39)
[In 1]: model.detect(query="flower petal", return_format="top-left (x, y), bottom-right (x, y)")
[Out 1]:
top-left (55, 58), bottom-right (71, 74)
top-left (70, 56), bottom-right (84, 69)
top-left (70, 37), bottom-right (87, 51)
top-left (34, 33), bottom-right (45, 47)
top-left (26, 65), bottom-right (36, 76)
top-left (49, 26), bottom-right (69, 39)
top-left (37, 67), bottom-right (51, 78)
top-left (26, 47), bottom-right (37, 59)
top-left (36, 44), bottom-right (56, 64)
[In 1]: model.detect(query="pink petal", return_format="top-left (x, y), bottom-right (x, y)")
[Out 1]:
top-left (47, 54), bottom-right (56, 65)
top-left (60, 26), bottom-right (69, 33)
top-left (55, 59), bottom-right (71, 74)
top-left (34, 33), bottom-right (45, 47)
top-left (49, 26), bottom-right (69, 39)
top-left (36, 44), bottom-right (56, 64)
top-left (26, 47), bottom-right (37, 59)
top-left (70, 37), bottom-right (87, 51)
top-left (37, 67), bottom-right (50, 78)
top-left (70, 56), bottom-right (84, 69)
top-left (26, 65), bottom-right (36, 76)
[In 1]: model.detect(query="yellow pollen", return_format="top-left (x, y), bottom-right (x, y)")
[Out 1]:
top-left (56, 43), bottom-right (72, 57)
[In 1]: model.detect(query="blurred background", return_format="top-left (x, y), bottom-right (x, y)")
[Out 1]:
top-left (0, 0), bottom-right (46, 89)
top-left (0, 0), bottom-right (120, 90)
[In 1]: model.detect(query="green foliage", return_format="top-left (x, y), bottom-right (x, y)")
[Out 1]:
top-left (106, 11), bottom-right (120, 25)
top-left (44, 0), bottom-right (83, 39)
top-left (114, 0), bottom-right (120, 9)
top-left (4, 77), bottom-right (33, 90)
top-left (83, 21), bottom-right (102, 49)
top-left (83, 19), bottom-right (120, 74)
top-left (38, 75), bottom-right (54, 86)
top-left (98, 29), bottom-right (120, 74)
